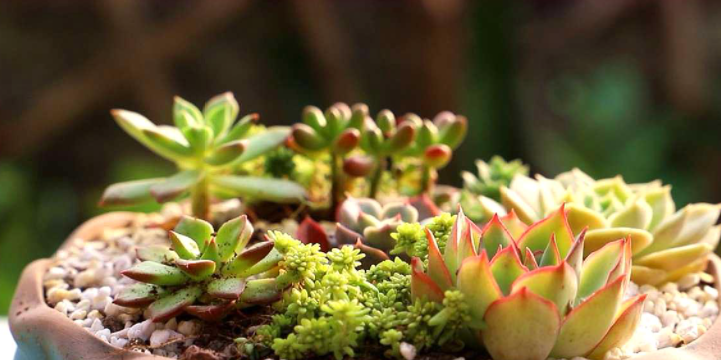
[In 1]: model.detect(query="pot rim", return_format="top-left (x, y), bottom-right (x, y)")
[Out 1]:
top-left (9, 211), bottom-right (721, 360)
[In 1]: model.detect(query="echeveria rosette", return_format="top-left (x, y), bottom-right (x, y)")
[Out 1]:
top-left (335, 197), bottom-right (419, 264)
top-left (100, 93), bottom-right (307, 220)
top-left (400, 111), bottom-right (467, 195)
top-left (114, 215), bottom-right (283, 322)
top-left (411, 206), bottom-right (646, 360)
top-left (355, 109), bottom-right (416, 198)
top-left (290, 103), bottom-right (366, 208)
top-left (501, 169), bottom-right (721, 285)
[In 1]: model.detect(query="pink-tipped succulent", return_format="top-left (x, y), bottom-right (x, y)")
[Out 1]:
top-left (412, 205), bottom-right (646, 360)
top-left (399, 111), bottom-right (467, 195)
top-left (100, 93), bottom-right (306, 220)
top-left (115, 215), bottom-right (283, 322)
top-left (290, 103), bottom-right (366, 209)
top-left (335, 197), bottom-right (419, 258)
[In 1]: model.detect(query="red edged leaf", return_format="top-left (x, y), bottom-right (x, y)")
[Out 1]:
top-left (499, 209), bottom-right (528, 238)
top-left (239, 279), bottom-right (282, 304)
top-left (524, 247), bottom-right (539, 270)
top-left (297, 216), bottom-right (330, 252)
top-left (113, 283), bottom-right (164, 308)
top-left (481, 214), bottom-right (515, 258)
top-left (354, 239), bottom-right (390, 268)
top-left (121, 261), bottom-right (188, 286)
top-left (409, 194), bottom-right (441, 219)
top-left (539, 234), bottom-right (561, 267)
top-left (175, 259), bottom-right (216, 280)
top-left (185, 301), bottom-right (235, 322)
top-left (224, 241), bottom-right (276, 276)
top-left (490, 245), bottom-right (528, 295)
top-left (148, 285), bottom-right (202, 323)
top-left (410, 257), bottom-right (445, 303)
top-left (207, 278), bottom-right (246, 300)
top-left (426, 228), bottom-right (453, 291)
top-left (517, 204), bottom-right (574, 259)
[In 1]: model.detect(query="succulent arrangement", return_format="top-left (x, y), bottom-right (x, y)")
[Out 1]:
top-left (83, 92), bottom-right (721, 360)
top-left (100, 93), bottom-right (307, 220)
top-left (115, 215), bottom-right (283, 322)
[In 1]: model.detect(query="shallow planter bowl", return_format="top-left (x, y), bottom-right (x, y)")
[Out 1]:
top-left (9, 212), bottom-right (721, 360)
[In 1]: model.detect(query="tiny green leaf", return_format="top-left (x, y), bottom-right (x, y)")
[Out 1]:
top-left (203, 92), bottom-right (239, 137)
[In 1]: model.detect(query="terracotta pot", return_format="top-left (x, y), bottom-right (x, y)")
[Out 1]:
top-left (9, 212), bottom-right (721, 360)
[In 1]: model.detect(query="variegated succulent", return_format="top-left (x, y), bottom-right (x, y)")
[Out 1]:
top-left (335, 197), bottom-right (419, 257)
top-left (501, 169), bottom-right (721, 285)
top-left (114, 215), bottom-right (283, 322)
top-left (290, 103), bottom-right (366, 208)
top-left (412, 205), bottom-right (646, 360)
top-left (100, 93), bottom-right (307, 220)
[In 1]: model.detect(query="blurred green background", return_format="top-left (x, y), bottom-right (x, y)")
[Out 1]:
top-left (2, 0), bottom-right (721, 315)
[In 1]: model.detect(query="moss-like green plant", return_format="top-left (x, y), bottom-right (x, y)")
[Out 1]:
top-left (100, 93), bottom-right (307, 220)
top-left (114, 215), bottom-right (283, 322)
top-left (290, 103), bottom-right (366, 209)
top-left (413, 206), bottom-right (646, 360)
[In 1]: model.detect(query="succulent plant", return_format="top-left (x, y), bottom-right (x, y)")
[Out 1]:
top-left (355, 109), bottom-right (416, 198)
top-left (501, 169), bottom-right (721, 285)
top-left (462, 156), bottom-right (529, 202)
top-left (412, 205), bottom-right (646, 360)
top-left (400, 111), bottom-right (467, 194)
top-left (114, 215), bottom-right (283, 322)
top-left (290, 103), bottom-right (366, 209)
top-left (99, 93), bottom-right (306, 220)
top-left (335, 197), bottom-right (419, 256)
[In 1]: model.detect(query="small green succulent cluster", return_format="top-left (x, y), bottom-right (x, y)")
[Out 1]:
top-left (246, 233), bottom-right (477, 359)
top-left (100, 92), bottom-right (306, 220)
top-left (458, 156), bottom-right (529, 222)
top-left (115, 215), bottom-right (282, 322)
top-left (291, 104), bottom-right (467, 208)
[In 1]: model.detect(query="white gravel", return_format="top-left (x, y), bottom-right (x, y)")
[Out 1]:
top-left (41, 202), bottom-right (720, 360)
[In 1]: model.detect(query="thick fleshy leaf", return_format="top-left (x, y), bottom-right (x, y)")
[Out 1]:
top-left (409, 194), bottom-right (441, 219)
top-left (211, 175), bottom-right (307, 203)
top-left (354, 239), bottom-right (390, 268)
top-left (206, 140), bottom-right (246, 166)
top-left (587, 294), bottom-right (647, 360)
top-left (437, 115), bottom-right (467, 149)
top-left (201, 238), bottom-right (220, 264)
top-left (539, 235), bottom-right (561, 267)
top-left (113, 283), bottom-right (164, 307)
top-left (136, 245), bottom-right (179, 263)
top-left (335, 223), bottom-right (363, 246)
top-left (185, 301), bottom-right (235, 322)
top-left (203, 92), bottom-right (239, 136)
top-left (296, 217), bottom-right (330, 252)
top-left (457, 252), bottom-right (502, 325)
top-left (426, 229), bottom-right (453, 291)
top-left (148, 285), bottom-right (202, 322)
top-left (523, 247), bottom-right (539, 270)
top-left (112, 110), bottom-right (188, 163)
top-left (423, 144), bottom-right (452, 169)
top-left (208, 278), bottom-right (246, 300)
top-left (635, 243), bottom-right (712, 272)
top-left (343, 156), bottom-right (375, 177)
top-left (338, 197), bottom-right (382, 225)
top-left (662, 256), bottom-right (709, 283)
top-left (121, 261), bottom-right (188, 286)
top-left (500, 182), bottom-right (541, 224)
top-left (182, 125), bottom-right (213, 156)
top-left (609, 197), bottom-right (653, 230)
top-left (411, 257), bottom-right (445, 303)
top-left (382, 203), bottom-right (419, 223)
top-left (565, 204), bottom-right (607, 234)
top-left (490, 246), bottom-right (528, 295)
top-left (578, 239), bottom-right (626, 301)
top-left (584, 228), bottom-right (652, 257)
top-left (481, 214), bottom-right (515, 259)
top-left (175, 259), bottom-right (215, 280)
top-left (644, 186), bottom-right (675, 232)
top-left (641, 203), bottom-right (720, 256)
top-left (443, 209), bottom-right (468, 283)
top-left (169, 231), bottom-right (201, 259)
top-left (499, 210), bottom-right (528, 238)
top-left (457, 218), bottom-right (478, 263)
top-left (483, 287), bottom-right (561, 360)
top-left (332, 128), bottom-right (360, 155)
top-left (363, 221), bottom-right (400, 253)
top-left (174, 216), bottom-right (214, 251)
top-left (700, 224), bottom-right (721, 249)
top-left (150, 170), bottom-right (201, 203)
top-left (511, 262), bottom-right (577, 316)
top-left (216, 215), bottom-right (253, 261)
top-left (386, 122), bottom-right (415, 152)
top-left (551, 276), bottom-right (625, 359)
top-left (517, 205), bottom-right (574, 259)
top-left (565, 229), bottom-right (586, 283)
top-left (142, 128), bottom-right (193, 159)
top-left (216, 113), bottom-right (258, 145)
top-left (239, 278), bottom-right (282, 304)
top-left (302, 106), bottom-right (327, 134)
top-left (630, 265), bottom-right (667, 286)
top-left (99, 178), bottom-right (164, 206)
top-left (223, 241), bottom-right (276, 276)
top-left (173, 96), bottom-right (202, 129)
top-left (234, 127), bottom-right (291, 163)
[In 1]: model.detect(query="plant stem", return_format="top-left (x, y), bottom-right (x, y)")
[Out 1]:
top-left (369, 157), bottom-right (386, 199)
top-left (420, 164), bottom-right (434, 195)
top-left (191, 174), bottom-right (210, 220)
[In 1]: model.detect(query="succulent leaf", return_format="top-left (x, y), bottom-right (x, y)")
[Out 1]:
top-left (583, 228), bottom-right (652, 257)
top-left (113, 283), bottom-right (164, 308)
top-left (586, 294), bottom-right (647, 360)
top-left (99, 178), bottom-right (164, 206)
top-left (121, 261), bottom-right (188, 286)
top-left (482, 287), bottom-right (561, 360)
top-left (224, 241), bottom-right (277, 276)
top-left (175, 259), bottom-right (216, 280)
top-left (136, 245), bottom-right (179, 263)
top-left (577, 239), bottom-right (626, 301)
top-left (211, 175), bottom-right (307, 203)
top-left (216, 113), bottom-right (257, 145)
top-left (207, 278), bottom-right (246, 300)
top-left (239, 278), bottom-right (282, 304)
top-left (234, 127), bottom-right (291, 163)
top-left (634, 243), bottom-right (712, 272)
top-left (148, 285), bottom-right (202, 322)
top-left (481, 214), bottom-right (515, 259)
top-left (205, 140), bottom-right (246, 166)
top-left (456, 252), bottom-right (502, 325)
top-left (201, 238), bottom-right (221, 264)
top-left (410, 257), bottom-right (445, 304)
top-left (169, 231), bottom-right (201, 259)
top-left (173, 96), bottom-right (203, 129)
top-left (517, 205), bottom-right (574, 259)
top-left (296, 217), bottom-right (330, 252)
top-left (426, 229), bottom-right (453, 291)
top-left (185, 302), bottom-right (235, 322)
top-left (141, 128), bottom-right (194, 159)
top-left (215, 215), bottom-right (253, 261)
top-left (489, 246), bottom-right (528, 295)
top-left (174, 216), bottom-right (213, 251)
top-left (203, 92), bottom-right (239, 137)
top-left (511, 262), bottom-right (577, 315)
top-left (149, 170), bottom-right (201, 203)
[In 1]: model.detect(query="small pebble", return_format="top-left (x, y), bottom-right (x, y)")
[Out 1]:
top-left (400, 342), bottom-right (417, 360)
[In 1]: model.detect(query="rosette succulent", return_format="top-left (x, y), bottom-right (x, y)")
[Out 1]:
top-left (335, 197), bottom-right (419, 256)
top-left (114, 215), bottom-right (283, 322)
top-left (100, 92), bottom-right (306, 220)
top-left (501, 169), bottom-right (721, 285)
top-left (462, 156), bottom-right (529, 202)
top-left (290, 103), bottom-right (366, 208)
top-left (412, 205), bottom-right (646, 360)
